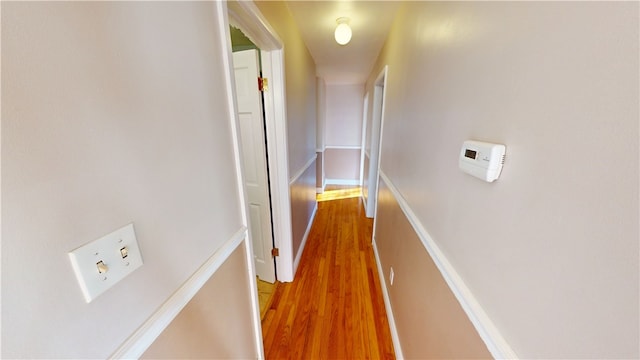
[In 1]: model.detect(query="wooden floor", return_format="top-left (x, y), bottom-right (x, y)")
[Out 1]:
top-left (261, 189), bottom-right (395, 359)
top-left (258, 278), bottom-right (277, 319)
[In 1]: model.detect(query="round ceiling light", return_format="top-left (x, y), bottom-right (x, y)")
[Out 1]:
top-left (334, 17), bottom-right (352, 45)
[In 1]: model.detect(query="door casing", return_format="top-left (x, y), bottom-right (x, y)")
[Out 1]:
top-left (364, 66), bottom-right (388, 219)
top-left (226, 2), bottom-right (295, 283)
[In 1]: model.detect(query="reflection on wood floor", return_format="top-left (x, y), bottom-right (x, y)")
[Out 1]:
top-left (257, 277), bottom-right (277, 319)
top-left (261, 186), bottom-right (395, 359)
top-left (316, 186), bottom-right (362, 202)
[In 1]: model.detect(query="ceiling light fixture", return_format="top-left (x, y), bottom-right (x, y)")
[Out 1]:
top-left (334, 17), bottom-right (352, 46)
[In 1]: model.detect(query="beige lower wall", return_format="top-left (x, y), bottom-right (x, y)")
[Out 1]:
top-left (324, 148), bottom-right (361, 183)
top-left (375, 178), bottom-right (491, 359)
top-left (141, 241), bottom-right (257, 359)
top-left (316, 151), bottom-right (324, 191)
top-left (290, 159), bottom-right (317, 265)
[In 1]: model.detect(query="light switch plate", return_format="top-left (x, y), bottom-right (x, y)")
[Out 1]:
top-left (68, 223), bottom-right (143, 303)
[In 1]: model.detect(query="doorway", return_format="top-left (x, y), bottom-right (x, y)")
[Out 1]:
top-left (231, 28), bottom-right (278, 321)
top-left (231, 44), bottom-right (276, 285)
top-left (363, 66), bottom-right (388, 219)
top-left (230, 27), bottom-right (276, 285)
top-left (359, 92), bottom-right (369, 190)
top-left (227, 1), bottom-right (295, 283)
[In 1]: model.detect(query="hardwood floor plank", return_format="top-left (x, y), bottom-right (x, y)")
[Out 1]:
top-left (262, 194), bottom-right (395, 359)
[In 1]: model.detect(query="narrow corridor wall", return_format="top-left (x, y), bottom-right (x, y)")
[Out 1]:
top-left (2, 2), bottom-right (254, 358)
top-left (368, 2), bottom-right (639, 358)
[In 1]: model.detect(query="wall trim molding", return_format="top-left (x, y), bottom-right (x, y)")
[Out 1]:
top-left (372, 239), bottom-right (404, 359)
top-left (227, 1), bottom-right (281, 49)
top-left (378, 171), bottom-right (518, 359)
top-left (110, 226), bottom-right (249, 359)
top-left (289, 155), bottom-right (317, 185)
top-left (325, 145), bottom-right (361, 150)
top-left (293, 202), bottom-right (318, 277)
top-left (325, 178), bottom-right (360, 186)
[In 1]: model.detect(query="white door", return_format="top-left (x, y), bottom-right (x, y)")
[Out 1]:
top-left (233, 49), bottom-right (276, 283)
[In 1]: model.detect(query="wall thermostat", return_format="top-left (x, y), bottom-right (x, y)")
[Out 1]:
top-left (458, 140), bottom-right (506, 182)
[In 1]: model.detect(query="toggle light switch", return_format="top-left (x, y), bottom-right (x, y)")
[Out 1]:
top-left (68, 223), bottom-right (143, 303)
top-left (96, 261), bottom-right (109, 274)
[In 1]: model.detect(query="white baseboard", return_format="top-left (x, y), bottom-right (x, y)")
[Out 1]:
top-left (372, 239), bottom-right (404, 359)
top-left (292, 201), bottom-right (318, 277)
top-left (324, 145), bottom-right (361, 150)
top-left (110, 226), bottom-right (248, 359)
top-left (378, 172), bottom-right (517, 359)
top-left (325, 178), bottom-right (360, 186)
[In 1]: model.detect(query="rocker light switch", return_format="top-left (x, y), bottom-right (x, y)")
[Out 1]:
top-left (68, 223), bottom-right (143, 303)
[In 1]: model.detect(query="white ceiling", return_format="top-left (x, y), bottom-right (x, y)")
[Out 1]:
top-left (285, 1), bottom-right (401, 85)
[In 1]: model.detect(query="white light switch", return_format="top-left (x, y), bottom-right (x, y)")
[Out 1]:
top-left (68, 223), bottom-right (143, 303)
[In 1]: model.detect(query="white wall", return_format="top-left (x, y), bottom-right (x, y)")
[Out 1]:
top-left (2, 2), bottom-right (254, 358)
top-left (324, 84), bottom-right (364, 183)
top-left (369, 2), bottom-right (639, 358)
top-left (325, 84), bottom-right (364, 148)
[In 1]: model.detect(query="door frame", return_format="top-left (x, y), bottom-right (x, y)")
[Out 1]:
top-left (232, 49), bottom-right (276, 283)
top-left (225, 2), bottom-right (294, 282)
top-left (359, 92), bottom-right (369, 188)
top-left (365, 66), bottom-right (388, 218)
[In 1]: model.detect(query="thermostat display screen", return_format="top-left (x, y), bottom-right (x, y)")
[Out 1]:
top-left (464, 149), bottom-right (477, 159)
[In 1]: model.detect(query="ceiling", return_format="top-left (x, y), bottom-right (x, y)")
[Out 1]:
top-left (285, 1), bottom-right (401, 85)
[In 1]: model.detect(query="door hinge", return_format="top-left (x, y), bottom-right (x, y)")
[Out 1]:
top-left (271, 248), bottom-right (279, 257)
top-left (258, 77), bottom-right (269, 92)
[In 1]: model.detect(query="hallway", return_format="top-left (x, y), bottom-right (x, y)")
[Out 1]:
top-left (261, 190), bottom-right (395, 359)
